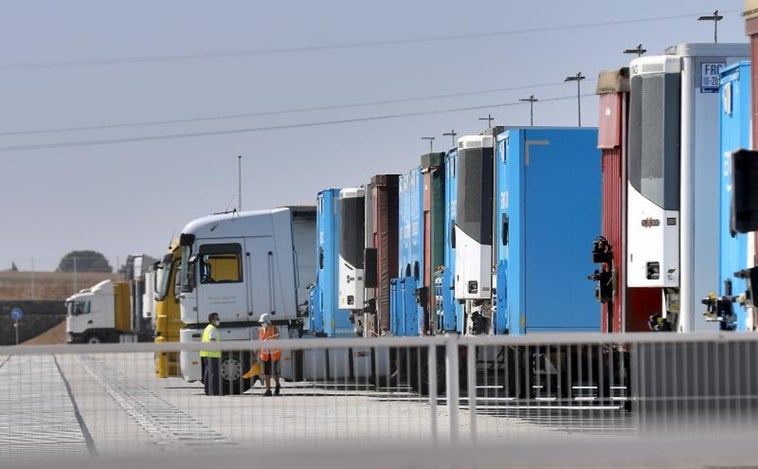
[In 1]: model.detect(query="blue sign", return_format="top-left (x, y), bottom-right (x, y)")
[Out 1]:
top-left (10, 307), bottom-right (23, 321)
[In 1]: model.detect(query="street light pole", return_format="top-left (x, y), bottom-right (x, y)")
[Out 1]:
top-left (623, 44), bottom-right (647, 57)
top-left (422, 136), bottom-right (435, 153)
top-left (564, 72), bottom-right (586, 127)
top-left (238, 155), bottom-right (242, 212)
top-left (519, 95), bottom-right (538, 126)
top-left (442, 130), bottom-right (457, 149)
top-left (698, 10), bottom-right (723, 44)
top-left (478, 114), bottom-right (494, 128)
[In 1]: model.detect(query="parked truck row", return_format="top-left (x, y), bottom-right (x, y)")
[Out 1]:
top-left (67, 40), bottom-right (758, 402)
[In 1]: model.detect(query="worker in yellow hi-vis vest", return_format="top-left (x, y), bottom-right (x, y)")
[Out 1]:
top-left (201, 312), bottom-right (222, 396)
top-left (258, 313), bottom-right (281, 396)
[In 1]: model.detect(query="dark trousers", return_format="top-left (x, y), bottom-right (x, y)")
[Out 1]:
top-left (202, 356), bottom-right (221, 396)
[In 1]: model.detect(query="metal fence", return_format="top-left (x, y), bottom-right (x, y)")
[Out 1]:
top-left (2, 333), bottom-right (758, 468)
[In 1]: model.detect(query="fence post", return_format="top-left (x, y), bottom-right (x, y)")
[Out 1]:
top-left (467, 343), bottom-right (477, 443)
top-left (428, 343), bottom-right (438, 444)
top-left (445, 333), bottom-right (460, 445)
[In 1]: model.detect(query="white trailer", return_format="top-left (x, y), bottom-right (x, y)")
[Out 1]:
top-left (626, 43), bottom-right (749, 332)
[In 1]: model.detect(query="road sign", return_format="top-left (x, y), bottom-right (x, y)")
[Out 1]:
top-left (10, 307), bottom-right (23, 321)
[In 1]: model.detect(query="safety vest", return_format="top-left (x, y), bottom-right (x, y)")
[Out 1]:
top-left (200, 323), bottom-right (221, 358)
top-left (258, 325), bottom-right (281, 361)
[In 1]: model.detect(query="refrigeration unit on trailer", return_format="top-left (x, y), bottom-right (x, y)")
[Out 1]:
top-left (626, 43), bottom-right (749, 332)
top-left (338, 187), bottom-right (366, 314)
top-left (592, 68), bottom-right (662, 333)
top-left (176, 207), bottom-right (316, 394)
top-left (454, 134), bottom-right (494, 335)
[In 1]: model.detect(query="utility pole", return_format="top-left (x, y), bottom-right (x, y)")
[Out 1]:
top-left (478, 114), bottom-right (494, 128)
top-left (519, 95), bottom-right (538, 126)
top-left (442, 130), bottom-right (457, 148)
top-left (564, 72), bottom-right (586, 127)
top-left (73, 257), bottom-right (78, 293)
top-left (422, 136), bottom-right (435, 153)
top-left (623, 44), bottom-right (647, 57)
top-left (238, 155), bottom-right (242, 212)
top-left (698, 10), bottom-right (723, 44)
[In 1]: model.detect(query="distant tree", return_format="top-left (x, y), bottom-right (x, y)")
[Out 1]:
top-left (10, 262), bottom-right (18, 272)
top-left (57, 250), bottom-right (113, 273)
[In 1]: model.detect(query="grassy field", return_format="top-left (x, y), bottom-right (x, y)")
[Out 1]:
top-left (0, 271), bottom-right (121, 301)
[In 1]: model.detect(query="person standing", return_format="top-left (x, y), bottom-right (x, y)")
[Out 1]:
top-left (258, 313), bottom-right (281, 396)
top-left (201, 312), bottom-right (222, 396)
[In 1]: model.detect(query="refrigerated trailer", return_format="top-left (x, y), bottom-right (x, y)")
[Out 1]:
top-left (626, 43), bottom-right (749, 332)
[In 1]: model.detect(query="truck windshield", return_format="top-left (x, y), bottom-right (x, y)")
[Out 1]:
top-left (178, 245), bottom-right (195, 293)
top-left (155, 255), bottom-right (176, 301)
top-left (67, 300), bottom-right (90, 316)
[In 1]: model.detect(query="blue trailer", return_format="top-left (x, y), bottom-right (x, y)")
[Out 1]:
top-left (310, 188), bottom-right (353, 337)
top-left (391, 167), bottom-right (424, 336)
top-left (713, 61), bottom-right (752, 331)
top-left (440, 148), bottom-right (461, 332)
top-left (495, 127), bottom-right (602, 334)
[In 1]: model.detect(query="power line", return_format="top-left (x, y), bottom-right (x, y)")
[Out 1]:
top-left (0, 94), bottom-right (592, 153)
top-left (0, 9), bottom-right (740, 71)
top-left (0, 80), bottom-right (582, 137)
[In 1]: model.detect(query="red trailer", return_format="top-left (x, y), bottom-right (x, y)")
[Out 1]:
top-left (363, 174), bottom-right (399, 336)
top-left (595, 68), bottom-right (660, 332)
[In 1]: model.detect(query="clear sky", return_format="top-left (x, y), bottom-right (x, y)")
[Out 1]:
top-left (0, 1), bottom-right (747, 272)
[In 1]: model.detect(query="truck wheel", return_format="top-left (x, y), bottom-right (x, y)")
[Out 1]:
top-left (220, 351), bottom-right (253, 395)
top-left (408, 347), bottom-right (447, 396)
top-left (87, 335), bottom-right (102, 344)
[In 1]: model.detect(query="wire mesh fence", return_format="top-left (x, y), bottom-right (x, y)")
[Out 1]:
top-left (2, 333), bottom-right (758, 467)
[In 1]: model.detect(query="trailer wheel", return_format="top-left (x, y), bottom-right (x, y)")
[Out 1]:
top-left (408, 347), bottom-right (447, 396)
top-left (220, 351), bottom-right (253, 395)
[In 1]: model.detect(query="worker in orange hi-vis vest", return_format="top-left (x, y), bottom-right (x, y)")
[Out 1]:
top-left (258, 313), bottom-right (281, 396)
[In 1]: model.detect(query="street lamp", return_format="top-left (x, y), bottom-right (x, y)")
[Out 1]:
top-left (623, 44), bottom-right (647, 57)
top-left (478, 114), bottom-right (494, 128)
top-left (519, 95), bottom-right (538, 126)
top-left (564, 72), bottom-right (586, 127)
top-left (698, 10), bottom-right (723, 44)
top-left (442, 130), bottom-right (457, 148)
top-left (422, 136), bottom-right (435, 153)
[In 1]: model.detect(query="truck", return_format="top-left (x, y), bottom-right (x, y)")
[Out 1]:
top-left (153, 240), bottom-right (184, 377)
top-left (66, 254), bottom-right (156, 344)
top-left (175, 207), bottom-right (318, 394)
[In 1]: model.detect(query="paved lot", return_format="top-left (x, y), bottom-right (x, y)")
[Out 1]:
top-left (1, 352), bottom-right (640, 464)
